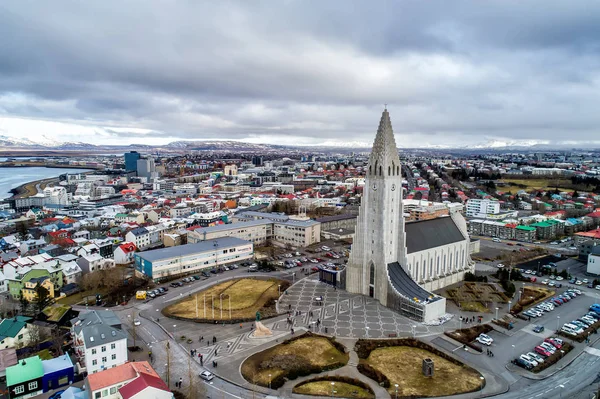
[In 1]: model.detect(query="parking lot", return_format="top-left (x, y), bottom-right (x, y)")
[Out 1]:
top-left (434, 284), bottom-right (600, 379)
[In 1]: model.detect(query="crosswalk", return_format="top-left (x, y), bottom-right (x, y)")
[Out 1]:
top-left (584, 346), bottom-right (600, 357)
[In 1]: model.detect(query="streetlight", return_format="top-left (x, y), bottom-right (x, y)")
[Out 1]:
top-left (268, 373), bottom-right (272, 390)
top-left (172, 324), bottom-right (176, 338)
top-left (365, 326), bottom-right (370, 338)
top-left (495, 307), bottom-right (499, 320)
top-left (394, 384), bottom-right (399, 399)
top-left (278, 284), bottom-right (281, 296)
top-left (220, 294), bottom-right (224, 319)
top-left (330, 381), bottom-right (335, 397)
top-left (479, 376), bottom-right (484, 397)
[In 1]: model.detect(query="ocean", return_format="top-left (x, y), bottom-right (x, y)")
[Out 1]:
top-left (0, 167), bottom-right (93, 199)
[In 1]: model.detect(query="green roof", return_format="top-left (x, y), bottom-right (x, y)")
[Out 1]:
top-left (516, 225), bottom-right (536, 231)
top-left (6, 356), bottom-right (43, 386)
top-left (0, 316), bottom-right (31, 340)
top-left (531, 222), bottom-right (552, 228)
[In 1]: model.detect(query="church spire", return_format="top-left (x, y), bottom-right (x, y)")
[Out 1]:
top-left (368, 108), bottom-right (400, 176)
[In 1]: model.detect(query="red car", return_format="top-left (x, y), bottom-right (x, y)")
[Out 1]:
top-left (544, 338), bottom-right (563, 349)
top-left (535, 346), bottom-right (552, 357)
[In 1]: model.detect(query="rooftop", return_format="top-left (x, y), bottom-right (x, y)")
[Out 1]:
top-left (6, 356), bottom-right (43, 387)
top-left (135, 236), bottom-right (251, 262)
top-left (87, 361), bottom-right (158, 392)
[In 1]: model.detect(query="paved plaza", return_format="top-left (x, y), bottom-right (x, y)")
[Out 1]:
top-left (275, 276), bottom-right (460, 338)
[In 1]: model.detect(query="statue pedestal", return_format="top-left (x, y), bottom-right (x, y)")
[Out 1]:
top-left (250, 321), bottom-right (273, 338)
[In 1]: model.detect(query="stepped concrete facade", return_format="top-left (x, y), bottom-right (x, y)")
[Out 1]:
top-left (345, 109), bottom-right (473, 322)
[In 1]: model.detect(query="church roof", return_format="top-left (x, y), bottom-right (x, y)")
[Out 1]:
top-left (388, 262), bottom-right (433, 302)
top-left (368, 109), bottom-right (401, 174)
top-left (405, 217), bottom-right (465, 254)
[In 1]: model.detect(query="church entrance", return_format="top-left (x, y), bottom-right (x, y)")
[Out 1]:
top-left (369, 286), bottom-right (374, 297)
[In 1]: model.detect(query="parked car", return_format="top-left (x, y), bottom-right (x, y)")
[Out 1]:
top-left (527, 351), bottom-right (545, 364)
top-left (535, 345), bottom-right (552, 357)
top-left (514, 357), bottom-right (533, 370)
top-left (520, 354), bottom-right (538, 367)
top-left (134, 318), bottom-right (141, 326)
top-left (539, 342), bottom-right (556, 354)
top-left (544, 338), bottom-right (563, 349)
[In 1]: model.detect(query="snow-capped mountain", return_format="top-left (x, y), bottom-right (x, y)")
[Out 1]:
top-left (461, 139), bottom-right (550, 149)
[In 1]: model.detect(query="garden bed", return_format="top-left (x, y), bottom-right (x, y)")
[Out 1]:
top-left (293, 376), bottom-right (374, 398)
top-left (444, 324), bottom-right (493, 353)
top-left (355, 338), bottom-right (483, 397)
top-left (241, 332), bottom-right (348, 389)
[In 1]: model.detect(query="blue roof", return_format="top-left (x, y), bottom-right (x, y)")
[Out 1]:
top-left (567, 218), bottom-right (582, 224)
top-left (42, 355), bottom-right (73, 374)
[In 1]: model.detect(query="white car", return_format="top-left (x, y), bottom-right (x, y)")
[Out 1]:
top-left (539, 342), bottom-right (556, 354)
top-left (520, 354), bottom-right (538, 367)
top-left (541, 279), bottom-right (549, 285)
top-left (583, 279), bottom-right (589, 284)
top-left (527, 352), bottom-right (545, 364)
top-left (556, 276), bottom-right (564, 281)
top-left (476, 333), bottom-right (493, 346)
top-left (133, 319), bottom-right (141, 326)
top-left (549, 281), bottom-right (556, 287)
top-left (569, 246), bottom-right (577, 250)
top-left (497, 263), bottom-right (505, 268)
top-left (575, 280), bottom-right (583, 285)
top-left (199, 371), bottom-right (214, 381)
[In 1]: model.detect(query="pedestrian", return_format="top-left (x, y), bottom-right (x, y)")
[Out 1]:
top-left (213, 336), bottom-right (216, 344)
top-left (179, 377), bottom-right (183, 388)
top-left (215, 349), bottom-right (218, 357)
top-left (240, 323), bottom-right (243, 329)
top-left (291, 327), bottom-right (295, 335)
top-left (288, 304), bottom-right (292, 310)
top-left (200, 358), bottom-right (203, 366)
top-left (207, 341), bottom-right (210, 347)
top-left (227, 342), bottom-right (231, 349)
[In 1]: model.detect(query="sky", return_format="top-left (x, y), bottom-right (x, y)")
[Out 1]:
top-left (1, 1), bottom-right (600, 148)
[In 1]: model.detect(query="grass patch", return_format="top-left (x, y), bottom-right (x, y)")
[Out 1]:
top-left (444, 324), bottom-right (493, 353)
top-left (241, 332), bottom-right (348, 389)
top-left (502, 178), bottom-right (572, 192)
top-left (460, 302), bottom-right (491, 313)
top-left (355, 339), bottom-right (483, 397)
top-left (42, 304), bottom-right (71, 322)
top-left (35, 349), bottom-right (53, 360)
top-left (445, 282), bottom-right (509, 312)
top-left (56, 288), bottom-right (111, 306)
top-left (294, 379), bottom-right (374, 399)
top-left (163, 277), bottom-right (289, 321)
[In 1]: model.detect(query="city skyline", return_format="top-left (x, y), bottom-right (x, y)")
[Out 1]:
top-left (1, 1), bottom-right (600, 148)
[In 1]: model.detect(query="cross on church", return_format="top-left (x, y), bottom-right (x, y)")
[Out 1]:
top-left (384, 103), bottom-right (387, 110)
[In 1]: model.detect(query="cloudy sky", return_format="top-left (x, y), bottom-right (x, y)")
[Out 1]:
top-left (1, 1), bottom-right (600, 147)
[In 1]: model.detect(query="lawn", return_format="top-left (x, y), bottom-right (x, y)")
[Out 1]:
top-left (364, 346), bottom-right (483, 397)
top-left (163, 277), bottom-right (288, 321)
top-left (42, 304), bottom-right (71, 322)
top-left (241, 334), bottom-right (348, 388)
top-left (35, 349), bottom-right (54, 360)
top-left (459, 301), bottom-right (491, 313)
top-left (293, 380), bottom-right (374, 398)
top-left (56, 288), bottom-right (111, 306)
top-left (502, 178), bottom-right (572, 192)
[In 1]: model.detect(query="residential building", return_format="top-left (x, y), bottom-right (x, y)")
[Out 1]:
top-left (125, 227), bottom-right (162, 250)
top-left (85, 361), bottom-right (170, 399)
top-left (6, 356), bottom-right (43, 399)
top-left (113, 243), bottom-right (137, 265)
top-left (71, 310), bottom-right (128, 374)
top-left (77, 254), bottom-right (115, 274)
top-left (273, 219), bottom-right (321, 248)
top-left (41, 355), bottom-right (74, 392)
top-left (530, 219), bottom-right (564, 240)
top-left (465, 199), bottom-right (501, 218)
top-left (0, 349), bottom-right (18, 380)
top-left (21, 276), bottom-right (55, 302)
top-left (188, 220), bottom-right (272, 246)
top-left (134, 237), bottom-right (253, 281)
top-left (0, 317), bottom-right (32, 350)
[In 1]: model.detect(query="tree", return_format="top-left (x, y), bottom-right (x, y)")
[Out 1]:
top-left (34, 284), bottom-right (52, 314)
top-left (27, 324), bottom-right (48, 350)
top-left (19, 293), bottom-right (29, 315)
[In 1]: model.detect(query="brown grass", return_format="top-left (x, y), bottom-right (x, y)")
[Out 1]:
top-left (502, 178), bottom-right (572, 192)
top-left (241, 335), bottom-right (348, 387)
top-left (163, 278), bottom-right (286, 320)
top-left (365, 346), bottom-right (483, 397)
top-left (293, 381), bottom-right (374, 398)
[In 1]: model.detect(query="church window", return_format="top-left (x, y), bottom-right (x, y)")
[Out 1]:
top-left (392, 162), bottom-right (395, 175)
top-left (369, 165), bottom-right (372, 174)
top-left (374, 161), bottom-right (378, 175)
top-left (369, 263), bottom-right (375, 285)
top-left (449, 253), bottom-right (453, 271)
top-left (388, 166), bottom-right (391, 176)
top-left (436, 257), bottom-right (439, 274)
top-left (429, 258), bottom-right (433, 276)
top-left (455, 251), bottom-right (459, 269)
top-left (379, 165), bottom-right (382, 176)
top-left (397, 166), bottom-right (400, 175)
top-left (443, 254), bottom-right (447, 272)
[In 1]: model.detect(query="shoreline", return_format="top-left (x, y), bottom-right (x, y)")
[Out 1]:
top-left (7, 177), bottom-right (61, 200)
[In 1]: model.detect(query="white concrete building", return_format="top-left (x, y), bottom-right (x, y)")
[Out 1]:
top-left (71, 310), bottom-right (128, 374)
top-left (346, 110), bottom-right (470, 322)
top-left (42, 186), bottom-right (69, 205)
top-left (465, 199), bottom-right (501, 218)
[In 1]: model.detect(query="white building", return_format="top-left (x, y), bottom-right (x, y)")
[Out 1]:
top-left (465, 199), bottom-right (501, 218)
top-left (42, 186), bottom-right (69, 206)
top-left (86, 361), bottom-right (171, 399)
top-left (346, 109), bottom-right (471, 322)
top-left (587, 249), bottom-right (600, 275)
top-left (114, 242), bottom-right (137, 265)
top-left (134, 237), bottom-right (253, 281)
top-left (71, 310), bottom-right (128, 374)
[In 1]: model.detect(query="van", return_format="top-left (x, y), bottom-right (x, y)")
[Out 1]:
top-left (136, 291), bottom-right (147, 300)
top-left (492, 238), bottom-right (501, 242)
top-left (248, 265), bottom-right (258, 272)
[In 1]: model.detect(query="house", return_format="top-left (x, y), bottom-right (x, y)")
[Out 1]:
top-left (86, 361), bottom-right (170, 399)
top-left (113, 243), bottom-right (137, 265)
top-left (72, 230), bottom-right (91, 240)
top-left (41, 355), bottom-right (74, 392)
top-left (6, 356), bottom-right (44, 398)
top-left (4, 262), bottom-right (64, 300)
top-left (18, 239), bottom-right (46, 255)
top-left (77, 254), bottom-right (115, 274)
top-left (71, 310), bottom-right (127, 374)
top-left (0, 316), bottom-right (32, 350)
top-left (60, 261), bottom-right (83, 285)
top-left (21, 276), bottom-right (55, 302)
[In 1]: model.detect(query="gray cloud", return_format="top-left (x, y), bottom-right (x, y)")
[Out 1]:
top-left (1, 0), bottom-right (600, 146)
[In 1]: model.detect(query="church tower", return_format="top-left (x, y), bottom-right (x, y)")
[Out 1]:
top-left (346, 108), bottom-right (406, 304)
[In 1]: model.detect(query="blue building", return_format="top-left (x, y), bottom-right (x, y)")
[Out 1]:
top-left (124, 151), bottom-right (141, 172)
top-left (41, 355), bottom-right (74, 392)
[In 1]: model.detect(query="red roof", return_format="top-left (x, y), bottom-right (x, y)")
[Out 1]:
top-left (586, 212), bottom-right (600, 218)
top-left (575, 229), bottom-right (600, 240)
top-left (119, 242), bottom-right (137, 254)
top-left (87, 361), bottom-right (158, 392)
top-left (118, 370), bottom-right (169, 399)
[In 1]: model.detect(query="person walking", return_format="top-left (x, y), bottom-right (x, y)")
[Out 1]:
top-left (179, 378), bottom-right (183, 388)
